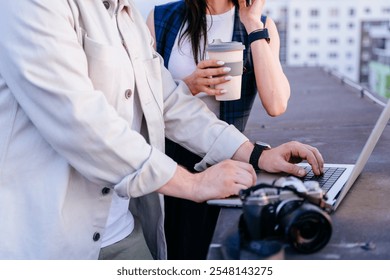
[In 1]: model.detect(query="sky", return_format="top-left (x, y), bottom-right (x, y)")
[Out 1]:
top-left (132, 0), bottom-right (173, 19)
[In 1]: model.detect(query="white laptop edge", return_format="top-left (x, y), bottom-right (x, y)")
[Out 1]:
top-left (333, 99), bottom-right (390, 210)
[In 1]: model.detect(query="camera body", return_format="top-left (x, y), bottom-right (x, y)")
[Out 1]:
top-left (239, 177), bottom-right (332, 254)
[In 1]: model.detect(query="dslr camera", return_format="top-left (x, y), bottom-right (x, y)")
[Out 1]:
top-left (239, 177), bottom-right (332, 254)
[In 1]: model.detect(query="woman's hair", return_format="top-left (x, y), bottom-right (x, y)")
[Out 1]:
top-left (180, 0), bottom-right (238, 64)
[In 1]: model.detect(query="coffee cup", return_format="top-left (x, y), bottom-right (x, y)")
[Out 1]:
top-left (206, 39), bottom-right (245, 101)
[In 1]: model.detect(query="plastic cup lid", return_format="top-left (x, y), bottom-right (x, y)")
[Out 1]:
top-left (206, 39), bottom-right (245, 52)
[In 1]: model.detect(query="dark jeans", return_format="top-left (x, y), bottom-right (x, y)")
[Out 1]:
top-left (164, 139), bottom-right (221, 260)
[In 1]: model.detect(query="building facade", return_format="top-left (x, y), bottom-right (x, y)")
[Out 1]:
top-left (265, 0), bottom-right (390, 97)
top-left (133, 0), bottom-right (390, 98)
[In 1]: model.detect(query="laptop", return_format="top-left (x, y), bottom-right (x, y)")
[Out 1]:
top-left (208, 100), bottom-right (390, 212)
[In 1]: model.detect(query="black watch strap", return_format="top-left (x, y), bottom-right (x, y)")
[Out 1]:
top-left (248, 28), bottom-right (270, 45)
top-left (249, 143), bottom-right (270, 171)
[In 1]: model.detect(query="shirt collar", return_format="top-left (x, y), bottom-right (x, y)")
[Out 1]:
top-left (101, 0), bottom-right (132, 18)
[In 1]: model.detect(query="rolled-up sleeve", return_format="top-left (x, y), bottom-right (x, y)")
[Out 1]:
top-left (194, 125), bottom-right (248, 171)
top-left (160, 65), bottom-right (249, 171)
top-left (114, 147), bottom-right (178, 198)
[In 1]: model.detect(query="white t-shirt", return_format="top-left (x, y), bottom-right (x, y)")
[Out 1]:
top-left (101, 2), bottom-right (144, 247)
top-left (101, 89), bottom-right (142, 248)
top-left (167, 6), bottom-right (235, 117)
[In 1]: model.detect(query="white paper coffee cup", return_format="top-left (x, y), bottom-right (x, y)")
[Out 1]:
top-left (206, 39), bottom-right (245, 101)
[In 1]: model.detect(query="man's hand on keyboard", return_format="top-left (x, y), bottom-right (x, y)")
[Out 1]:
top-left (258, 141), bottom-right (324, 177)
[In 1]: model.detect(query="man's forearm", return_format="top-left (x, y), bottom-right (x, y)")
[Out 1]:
top-left (231, 140), bottom-right (254, 165)
top-left (157, 158), bottom-right (257, 203)
top-left (157, 165), bottom-right (198, 201)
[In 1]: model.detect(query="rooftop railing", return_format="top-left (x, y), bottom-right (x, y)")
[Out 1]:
top-left (323, 67), bottom-right (388, 107)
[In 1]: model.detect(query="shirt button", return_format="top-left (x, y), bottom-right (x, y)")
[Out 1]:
top-left (93, 232), bottom-right (101, 242)
top-left (101, 187), bottom-right (110, 195)
top-left (103, 1), bottom-right (110, 9)
top-left (125, 89), bottom-right (132, 99)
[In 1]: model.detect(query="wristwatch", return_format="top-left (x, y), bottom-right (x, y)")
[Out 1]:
top-left (249, 141), bottom-right (271, 171)
top-left (248, 28), bottom-right (270, 45)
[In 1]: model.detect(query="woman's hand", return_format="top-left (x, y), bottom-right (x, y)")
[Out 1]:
top-left (183, 59), bottom-right (232, 96)
top-left (238, 0), bottom-right (266, 33)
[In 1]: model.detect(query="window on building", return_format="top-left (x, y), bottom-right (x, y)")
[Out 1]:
top-left (377, 38), bottom-right (386, 49)
top-left (329, 8), bottom-right (339, 17)
top-left (310, 9), bottom-right (319, 17)
top-left (348, 38), bottom-right (354, 44)
top-left (364, 7), bottom-right (371, 14)
top-left (294, 23), bottom-right (300, 30)
top-left (293, 38), bottom-right (300, 44)
top-left (328, 52), bottom-right (338, 59)
top-left (362, 51), bottom-right (371, 61)
top-left (362, 22), bottom-right (371, 31)
top-left (280, 8), bottom-right (287, 17)
top-left (309, 23), bottom-right (320, 29)
top-left (361, 66), bottom-right (369, 75)
top-left (362, 37), bottom-right (371, 47)
top-left (308, 52), bottom-right (318, 59)
top-left (329, 23), bottom-right (339, 29)
top-left (349, 8), bottom-right (355, 16)
top-left (308, 38), bottom-right (319, 45)
top-left (329, 38), bottom-right (339, 44)
top-left (348, 22), bottom-right (355, 29)
top-left (293, 53), bottom-right (300, 59)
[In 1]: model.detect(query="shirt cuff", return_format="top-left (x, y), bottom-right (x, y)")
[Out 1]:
top-left (113, 147), bottom-right (178, 198)
top-left (194, 124), bottom-right (249, 171)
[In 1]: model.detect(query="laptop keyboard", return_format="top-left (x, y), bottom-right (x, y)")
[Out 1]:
top-left (301, 166), bottom-right (347, 193)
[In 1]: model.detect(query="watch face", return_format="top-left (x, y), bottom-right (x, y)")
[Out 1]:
top-left (255, 141), bottom-right (271, 149)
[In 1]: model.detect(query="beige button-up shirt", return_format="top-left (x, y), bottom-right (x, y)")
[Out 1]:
top-left (0, 0), bottom-right (248, 259)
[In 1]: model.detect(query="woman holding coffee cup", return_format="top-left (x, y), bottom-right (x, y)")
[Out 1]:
top-left (147, 0), bottom-right (290, 259)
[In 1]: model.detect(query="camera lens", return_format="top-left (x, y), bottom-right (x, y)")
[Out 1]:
top-left (299, 220), bottom-right (320, 240)
top-left (279, 201), bottom-right (332, 254)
